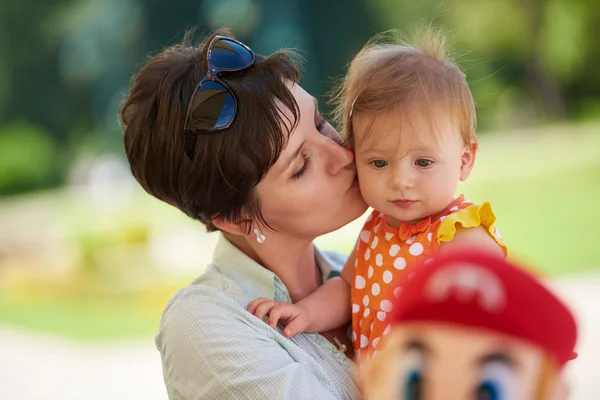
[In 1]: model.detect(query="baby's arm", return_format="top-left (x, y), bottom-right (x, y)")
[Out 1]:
top-left (248, 248), bottom-right (357, 338)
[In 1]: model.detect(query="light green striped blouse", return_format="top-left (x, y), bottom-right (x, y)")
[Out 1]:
top-left (155, 233), bottom-right (363, 400)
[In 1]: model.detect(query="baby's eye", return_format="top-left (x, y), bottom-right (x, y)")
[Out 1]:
top-left (372, 160), bottom-right (388, 168)
top-left (415, 159), bottom-right (432, 168)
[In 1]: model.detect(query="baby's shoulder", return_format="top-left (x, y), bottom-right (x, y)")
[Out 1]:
top-left (436, 200), bottom-right (507, 255)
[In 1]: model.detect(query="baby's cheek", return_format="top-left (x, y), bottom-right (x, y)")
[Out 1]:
top-left (356, 174), bottom-right (381, 207)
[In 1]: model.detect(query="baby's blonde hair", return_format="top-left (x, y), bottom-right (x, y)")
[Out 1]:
top-left (331, 28), bottom-right (476, 146)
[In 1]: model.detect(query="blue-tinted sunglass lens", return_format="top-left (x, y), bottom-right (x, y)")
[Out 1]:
top-left (210, 38), bottom-right (254, 70)
top-left (187, 80), bottom-right (235, 131)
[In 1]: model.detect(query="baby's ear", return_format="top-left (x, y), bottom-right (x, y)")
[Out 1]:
top-left (459, 141), bottom-right (478, 181)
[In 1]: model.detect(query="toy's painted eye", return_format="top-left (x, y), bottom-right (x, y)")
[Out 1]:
top-left (404, 369), bottom-right (423, 400)
top-left (475, 359), bottom-right (516, 400)
top-left (400, 347), bottom-right (425, 400)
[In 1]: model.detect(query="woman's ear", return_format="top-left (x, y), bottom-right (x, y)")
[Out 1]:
top-left (211, 216), bottom-right (252, 236)
top-left (459, 141), bottom-right (478, 182)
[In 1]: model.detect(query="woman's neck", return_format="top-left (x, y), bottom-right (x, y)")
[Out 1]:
top-left (223, 232), bottom-right (323, 303)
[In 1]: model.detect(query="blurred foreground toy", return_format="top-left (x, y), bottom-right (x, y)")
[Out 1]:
top-left (360, 250), bottom-right (578, 400)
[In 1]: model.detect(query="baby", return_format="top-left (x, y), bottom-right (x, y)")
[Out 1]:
top-left (249, 29), bottom-right (506, 360)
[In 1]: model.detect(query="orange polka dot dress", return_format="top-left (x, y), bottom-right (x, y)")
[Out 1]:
top-left (350, 195), bottom-right (507, 359)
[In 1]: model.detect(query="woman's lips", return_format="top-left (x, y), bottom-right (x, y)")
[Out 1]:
top-left (392, 199), bottom-right (417, 209)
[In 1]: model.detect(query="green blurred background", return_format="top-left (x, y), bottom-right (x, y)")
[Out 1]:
top-left (1, 0), bottom-right (598, 346)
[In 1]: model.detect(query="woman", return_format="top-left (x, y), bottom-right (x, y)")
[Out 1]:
top-left (119, 29), bottom-right (367, 399)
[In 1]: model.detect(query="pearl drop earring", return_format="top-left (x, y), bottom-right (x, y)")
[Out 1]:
top-left (253, 228), bottom-right (265, 244)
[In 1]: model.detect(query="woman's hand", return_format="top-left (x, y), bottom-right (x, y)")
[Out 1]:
top-left (247, 298), bottom-right (313, 338)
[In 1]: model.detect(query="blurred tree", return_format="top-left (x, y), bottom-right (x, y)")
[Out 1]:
top-left (0, 0), bottom-right (82, 141)
top-left (300, 0), bottom-right (379, 116)
top-left (0, 120), bottom-right (57, 194)
top-left (371, 0), bottom-right (600, 129)
top-left (521, 0), bottom-right (567, 117)
top-left (0, 0), bottom-right (599, 195)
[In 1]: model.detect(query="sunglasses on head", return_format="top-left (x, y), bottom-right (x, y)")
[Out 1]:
top-left (183, 35), bottom-right (256, 160)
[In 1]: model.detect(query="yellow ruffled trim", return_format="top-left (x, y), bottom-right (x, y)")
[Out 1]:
top-left (436, 202), bottom-right (508, 256)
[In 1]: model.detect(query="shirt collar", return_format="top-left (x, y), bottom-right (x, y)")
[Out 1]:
top-left (210, 233), bottom-right (340, 302)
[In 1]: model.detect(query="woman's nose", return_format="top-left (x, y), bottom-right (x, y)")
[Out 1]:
top-left (324, 138), bottom-right (354, 175)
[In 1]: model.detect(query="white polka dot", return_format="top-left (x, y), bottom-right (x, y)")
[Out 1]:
top-left (370, 322), bottom-right (374, 331)
top-left (375, 253), bottom-right (383, 266)
top-left (440, 215), bottom-right (447, 222)
top-left (368, 265), bottom-right (374, 278)
top-left (364, 248), bottom-right (371, 261)
top-left (385, 232), bottom-right (394, 241)
top-left (363, 295), bottom-right (370, 307)
top-left (394, 287), bottom-right (402, 298)
top-left (352, 331), bottom-right (356, 342)
top-left (380, 299), bottom-right (393, 312)
top-left (360, 230), bottom-right (371, 243)
top-left (366, 213), bottom-right (373, 222)
top-left (374, 224), bottom-right (380, 233)
top-left (354, 259), bottom-right (358, 268)
top-left (450, 206), bottom-right (459, 212)
top-left (394, 257), bottom-right (407, 270)
top-left (352, 303), bottom-right (360, 313)
top-left (371, 283), bottom-right (381, 296)
top-left (377, 311), bottom-right (386, 321)
top-left (389, 244), bottom-right (400, 257)
top-left (427, 233), bottom-right (433, 242)
top-left (370, 236), bottom-right (379, 249)
top-left (409, 242), bottom-right (424, 256)
top-left (355, 275), bottom-right (366, 289)
top-left (363, 308), bottom-right (370, 318)
top-left (360, 335), bottom-right (369, 348)
top-left (383, 324), bottom-right (392, 335)
top-left (462, 200), bottom-right (473, 205)
top-left (372, 337), bottom-right (380, 349)
top-left (406, 236), bottom-right (416, 244)
top-left (383, 270), bottom-right (393, 284)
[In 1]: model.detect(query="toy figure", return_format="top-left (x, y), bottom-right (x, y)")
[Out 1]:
top-left (360, 250), bottom-right (578, 400)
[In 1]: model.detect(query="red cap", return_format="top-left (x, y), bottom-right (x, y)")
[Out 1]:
top-left (390, 250), bottom-right (578, 367)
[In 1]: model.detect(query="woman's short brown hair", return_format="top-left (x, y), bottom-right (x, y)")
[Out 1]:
top-left (119, 29), bottom-right (301, 232)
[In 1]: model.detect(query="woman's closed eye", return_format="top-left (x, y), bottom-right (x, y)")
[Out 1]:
top-left (292, 155), bottom-right (311, 180)
top-left (316, 118), bottom-right (327, 133)
top-left (291, 116), bottom-right (334, 180)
